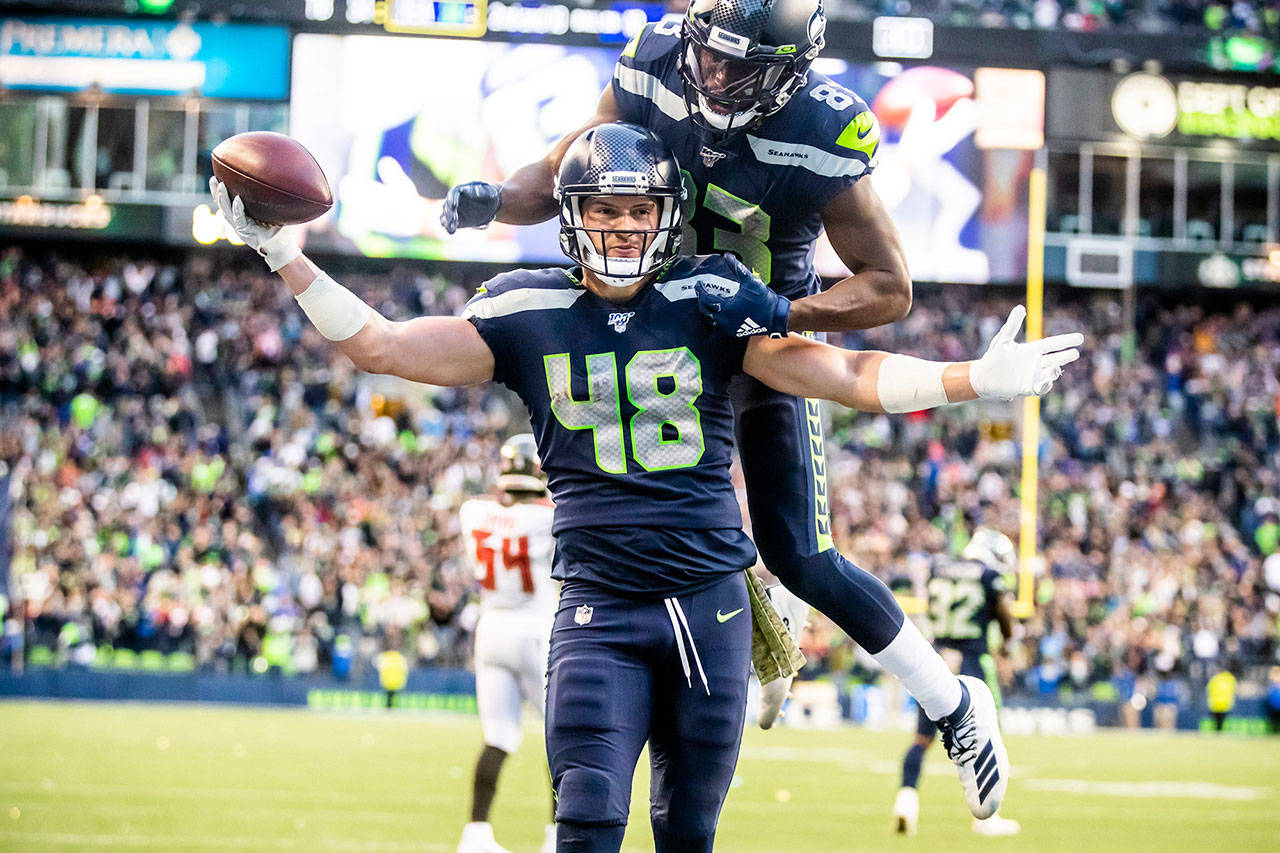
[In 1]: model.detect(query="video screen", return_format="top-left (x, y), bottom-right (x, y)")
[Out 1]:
top-left (291, 34), bottom-right (616, 263)
top-left (292, 36), bottom-right (1036, 284)
top-left (813, 61), bottom-right (1037, 285)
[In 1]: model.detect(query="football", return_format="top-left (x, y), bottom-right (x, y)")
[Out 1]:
top-left (211, 131), bottom-right (332, 226)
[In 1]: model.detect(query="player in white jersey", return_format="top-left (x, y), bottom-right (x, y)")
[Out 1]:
top-left (457, 434), bottom-right (558, 853)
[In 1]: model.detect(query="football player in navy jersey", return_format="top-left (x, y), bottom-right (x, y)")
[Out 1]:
top-left (439, 0), bottom-right (1021, 813)
top-left (213, 123), bottom-right (1079, 851)
top-left (893, 529), bottom-right (1021, 838)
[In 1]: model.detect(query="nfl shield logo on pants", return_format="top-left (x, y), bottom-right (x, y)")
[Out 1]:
top-left (574, 605), bottom-right (593, 626)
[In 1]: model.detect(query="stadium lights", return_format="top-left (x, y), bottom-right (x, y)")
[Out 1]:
top-left (192, 203), bottom-right (246, 246)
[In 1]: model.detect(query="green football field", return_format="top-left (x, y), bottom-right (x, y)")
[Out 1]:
top-left (1, 701), bottom-right (1277, 852)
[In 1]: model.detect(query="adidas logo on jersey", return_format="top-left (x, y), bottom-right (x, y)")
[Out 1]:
top-left (699, 146), bottom-right (727, 168)
top-left (736, 318), bottom-right (766, 337)
top-left (607, 311), bottom-right (636, 333)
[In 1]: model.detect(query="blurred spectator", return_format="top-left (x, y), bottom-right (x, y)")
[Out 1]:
top-left (1, 244), bottom-right (1277, 712)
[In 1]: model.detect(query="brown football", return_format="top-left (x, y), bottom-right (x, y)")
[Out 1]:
top-left (211, 132), bottom-right (332, 226)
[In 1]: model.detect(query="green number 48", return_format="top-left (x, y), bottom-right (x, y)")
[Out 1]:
top-left (544, 347), bottom-right (705, 474)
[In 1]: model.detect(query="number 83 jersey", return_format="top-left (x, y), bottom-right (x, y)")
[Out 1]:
top-left (463, 255), bottom-right (759, 596)
top-left (612, 19), bottom-right (880, 301)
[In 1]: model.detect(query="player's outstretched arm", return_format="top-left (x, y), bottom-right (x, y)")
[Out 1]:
top-left (212, 180), bottom-right (494, 387)
top-left (440, 86), bottom-right (621, 232)
top-left (787, 179), bottom-right (913, 333)
top-left (741, 305), bottom-right (1082, 413)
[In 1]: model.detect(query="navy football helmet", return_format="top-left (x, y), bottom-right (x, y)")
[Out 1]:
top-left (496, 433), bottom-right (547, 495)
top-left (680, 0), bottom-right (826, 135)
top-left (555, 122), bottom-right (685, 288)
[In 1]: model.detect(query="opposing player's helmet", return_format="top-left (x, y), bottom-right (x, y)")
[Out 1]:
top-left (555, 122), bottom-right (685, 288)
top-left (496, 433), bottom-right (547, 495)
top-left (962, 528), bottom-right (1016, 575)
top-left (679, 0), bottom-right (826, 135)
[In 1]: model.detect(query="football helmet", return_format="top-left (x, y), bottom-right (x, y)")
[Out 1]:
top-left (679, 0), bottom-right (826, 135)
top-left (555, 122), bottom-right (685, 289)
top-left (496, 433), bottom-right (547, 495)
top-left (962, 528), bottom-right (1016, 575)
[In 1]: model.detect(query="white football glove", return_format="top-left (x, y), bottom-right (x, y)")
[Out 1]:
top-left (968, 305), bottom-right (1083, 401)
top-left (209, 177), bottom-right (301, 272)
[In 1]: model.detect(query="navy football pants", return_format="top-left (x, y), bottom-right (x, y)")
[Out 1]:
top-left (731, 374), bottom-right (906, 654)
top-left (546, 573), bottom-right (751, 852)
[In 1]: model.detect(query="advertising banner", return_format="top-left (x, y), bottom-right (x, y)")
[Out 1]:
top-left (0, 17), bottom-right (289, 99)
top-left (1049, 67), bottom-right (1280, 150)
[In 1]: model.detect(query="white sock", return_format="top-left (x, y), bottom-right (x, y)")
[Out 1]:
top-left (873, 618), bottom-right (962, 721)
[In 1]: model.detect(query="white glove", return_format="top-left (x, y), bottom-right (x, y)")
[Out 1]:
top-left (969, 305), bottom-right (1083, 400)
top-left (209, 177), bottom-right (301, 272)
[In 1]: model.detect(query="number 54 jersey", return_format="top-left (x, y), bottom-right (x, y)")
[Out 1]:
top-left (612, 19), bottom-right (880, 301)
top-left (458, 497), bottom-right (558, 613)
top-left (463, 255), bottom-right (759, 597)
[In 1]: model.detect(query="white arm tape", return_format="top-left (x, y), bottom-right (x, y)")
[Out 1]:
top-left (294, 272), bottom-right (373, 342)
top-left (876, 353), bottom-right (949, 413)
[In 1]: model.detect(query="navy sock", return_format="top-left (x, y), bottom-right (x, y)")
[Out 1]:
top-left (940, 678), bottom-right (971, 725)
top-left (654, 827), bottom-right (714, 853)
top-left (902, 743), bottom-right (927, 789)
top-left (555, 822), bottom-right (626, 852)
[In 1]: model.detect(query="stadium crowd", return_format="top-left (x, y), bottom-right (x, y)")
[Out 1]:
top-left (0, 246), bottom-right (1277, 709)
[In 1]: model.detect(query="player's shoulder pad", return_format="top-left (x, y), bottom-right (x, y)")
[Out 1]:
top-left (458, 496), bottom-right (494, 523)
top-left (648, 253), bottom-right (755, 305)
top-left (618, 16), bottom-right (683, 67)
top-left (462, 268), bottom-right (585, 321)
top-left (752, 72), bottom-right (880, 178)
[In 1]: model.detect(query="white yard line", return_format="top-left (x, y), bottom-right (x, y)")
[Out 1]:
top-left (0, 832), bottom-right (450, 851)
top-left (1020, 779), bottom-right (1270, 801)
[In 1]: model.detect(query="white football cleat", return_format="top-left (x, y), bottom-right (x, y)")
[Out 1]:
top-left (541, 824), bottom-right (556, 853)
top-left (936, 675), bottom-right (1009, 819)
top-left (892, 786), bottom-right (919, 836)
top-left (457, 821), bottom-right (510, 853)
top-left (972, 814), bottom-right (1021, 836)
top-left (758, 583), bottom-right (810, 730)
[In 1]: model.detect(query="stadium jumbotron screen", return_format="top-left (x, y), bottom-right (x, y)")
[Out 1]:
top-left (290, 34), bottom-right (1038, 285)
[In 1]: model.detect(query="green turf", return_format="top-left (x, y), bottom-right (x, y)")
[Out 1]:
top-left (1, 700), bottom-right (1277, 851)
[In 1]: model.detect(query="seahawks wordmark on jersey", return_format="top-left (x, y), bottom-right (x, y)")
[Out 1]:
top-left (612, 19), bottom-right (880, 301)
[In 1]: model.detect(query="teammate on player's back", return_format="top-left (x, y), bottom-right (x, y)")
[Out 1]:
top-left (439, 4), bottom-right (1021, 806)
top-left (212, 122), bottom-right (1079, 850)
top-left (893, 529), bottom-right (1021, 838)
top-left (457, 435), bottom-right (557, 853)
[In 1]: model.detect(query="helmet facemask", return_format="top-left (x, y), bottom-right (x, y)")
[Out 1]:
top-left (679, 2), bottom-right (824, 136)
top-left (557, 175), bottom-right (684, 289)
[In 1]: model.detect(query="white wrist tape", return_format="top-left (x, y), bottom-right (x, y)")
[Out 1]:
top-left (294, 273), bottom-right (373, 341)
top-left (876, 353), bottom-right (949, 413)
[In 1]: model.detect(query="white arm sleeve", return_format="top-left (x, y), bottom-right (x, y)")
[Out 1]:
top-left (875, 353), bottom-right (950, 413)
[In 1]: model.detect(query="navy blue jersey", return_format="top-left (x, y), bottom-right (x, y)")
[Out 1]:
top-left (925, 559), bottom-right (1007, 655)
top-left (611, 20), bottom-right (879, 300)
top-left (464, 254), bottom-right (761, 596)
